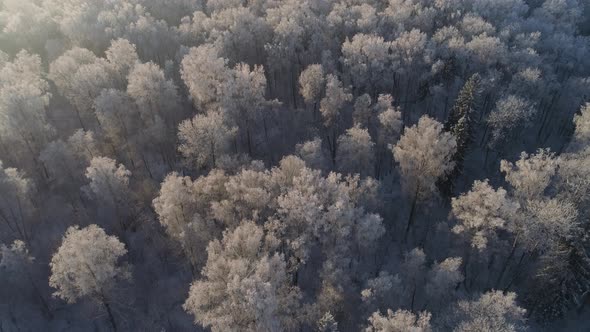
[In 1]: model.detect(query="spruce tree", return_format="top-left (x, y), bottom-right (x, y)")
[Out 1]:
top-left (441, 74), bottom-right (482, 196)
top-left (528, 240), bottom-right (590, 321)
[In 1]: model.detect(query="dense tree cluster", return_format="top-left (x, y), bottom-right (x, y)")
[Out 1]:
top-left (0, 0), bottom-right (589, 330)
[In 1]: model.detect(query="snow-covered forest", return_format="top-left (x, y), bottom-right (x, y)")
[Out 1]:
top-left (0, 0), bottom-right (589, 330)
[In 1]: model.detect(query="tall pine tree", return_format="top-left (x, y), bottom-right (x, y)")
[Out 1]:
top-left (528, 240), bottom-right (590, 321)
top-left (441, 74), bottom-right (481, 196)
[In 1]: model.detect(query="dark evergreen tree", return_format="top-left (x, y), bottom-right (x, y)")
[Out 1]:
top-left (527, 240), bottom-right (590, 321)
top-left (440, 74), bottom-right (481, 196)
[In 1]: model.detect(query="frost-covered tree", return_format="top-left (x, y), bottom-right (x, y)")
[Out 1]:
top-left (500, 149), bottom-right (558, 200)
top-left (380, 1), bottom-right (437, 36)
top-left (451, 180), bottom-right (519, 251)
top-left (327, 2), bottom-right (378, 40)
top-left (83, 157), bottom-right (133, 229)
top-left (320, 74), bottom-right (353, 164)
top-left (376, 96), bottom-right (403, 145)
top-left (1, 239), bottom-right (37, 293)
top-left (497, 151), bottom-right (580, 289)
top-left (49, 225), bottom-right (131, 331)
top-left (320, 74), bottom-right (352, 127)
top-left (299, 64), bottom-right (325, 109)
top-left (41, 0), bottom-right (111, 51)
top-left (206, 7), bottom-right (271, 65)
top-left (265, 0), bottom-right (330, 104)
top-left (152, 172), bottom-right (223, 268)
top-left (449, 291), bottom-right (527, 332)
top-left (183, 221), bottom-right (301, 332)
top-left (273, 158), bottom-right (384, 283)
top-left (353, 94), bottom-right (373, 128)
top-left (342, 34), bottom-right (392, 95)
top-left (0, 51), bottom-right (53, 168)
top-left (221, 63), bottom-right (274, 155)
top-left (389, 29), bottom-right (429, 94)
top-left (135, 0), bottom-right (202, 25)
top-left (520, 199), bottom-right (579, 253)
top-left (84, 157), bottom-right (131, 200)
top-left (487, 95), bottom-right (536, 149)
top-left (571, 103), bottom-right (590, 150)
top-left (295, 137), bottom-right (329, 171)
top-left (0, 162), bottom-right (35, 242)
top-left (105, 38), bottom-right (139, 85)
top-left (94, 88), bottom-right (138, 154)
top-left (117, 8), bottom-right (179, 64)
top-left (127, 61), bottom-right (180, 129)
top-left (393, 116), bottom-right (456, 238)
top-left (424, 257), bottom-right (463, 310)
top-left (0, 239), bottom-right (49, 317)
top-left (152, 172), bottom-right (198, 237)
top-left (0, 240), bottom-right (33, 276)
top-left (336, 125), bottom-right (375, 176)
top-left (365, 309), bottom-right (432, 332)
top-left (317, 311), bottom-right (339, 332)
top-left (555, 149), bottom-right (590, 221)
top-left (49, 47), bottom-right (97, 88)
top-left (49, 40), bottom-right (136, 129)
top-left (361, 271), bottom-right (401, 313)
top-left (0, 0), bottom-right (58, 54)
top-left (399, 248), bottom-right (427, 310)
top-left (181, 44), bottom-right (230, 110)
top-left (375, 94), bottom-right (403, 177)
top-left (67, 129), bottom-right (100, 161)
top-left (178, 111), bottom-right (237, 169)
top-left (93, 88), bottom-right (162, 176)
top-left (39, 135), bottom-right (95, 193)
top-left (465, 34), bottom-right (508, 70)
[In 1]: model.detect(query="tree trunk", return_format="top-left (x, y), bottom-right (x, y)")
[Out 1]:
top-left (503, 252), bottom-right (528, 292)
top-left (291, 66), bottom-right (298, 108)
top-left (75, 108), bottom-right (87, 131)
top-left (494, 237), bottom-right (518, 289)
top-left (246, 126), bottom-right (253, 156)
top-left (103, 301), bottom-right (118, 332)
top-left (140, 152), bottom-right (154, 179)
top-left (410, 284), bottom-right (417, 311)
top-left (404, 191), bottom-right (419, 242)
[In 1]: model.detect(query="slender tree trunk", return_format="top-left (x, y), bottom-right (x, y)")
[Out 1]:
top-left (404, 191), bottom-right (419, 242)
top-left (391, 72), bottom-right (396, 99)
top-left (15, 197), bottom-right (29, 242)
top-left (480, 123), bottom-right (489, 147)
top-left (291, 66), bottom-right (298, 108)
top-left (410, 283), bottom-right (417, 311)
top-left (483, 147), bottom-right (491, 169)
top-left (503, 251), bottom-right (528, 291)
top-left (461, 248), bottom-right (472, 293)
top-left (0, 136), bottom-right (13, 165)
top-left (27, 273), bottom-right (52, 319)
top-left (246, 126), bottom-right (253, 156)
top-left (103, 301), bottom-right (118, 332)
top-left (0, 211), bottom-right (19, 238)
top-left (75, 108), bottom-right (86, 131)
top-left (263, 116), bottom-right (270, 151)
top-left (494, 237), bottom-right (519, 289)
top-left (140, 152), bottom-right (154, 179)
top-left (331, 131), bottom-right (336, 168)
top-left (313, 101), bottom-right (318, 123)
top-left (537, 91), bottom-right (560, 140)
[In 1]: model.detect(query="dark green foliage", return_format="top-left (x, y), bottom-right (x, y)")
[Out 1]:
top-left (441, 74), bottom-right (482, 195)
top-left (528, 240), bottom-right (590, 321)
top-left (445, 74), bottom-right (482, 153)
